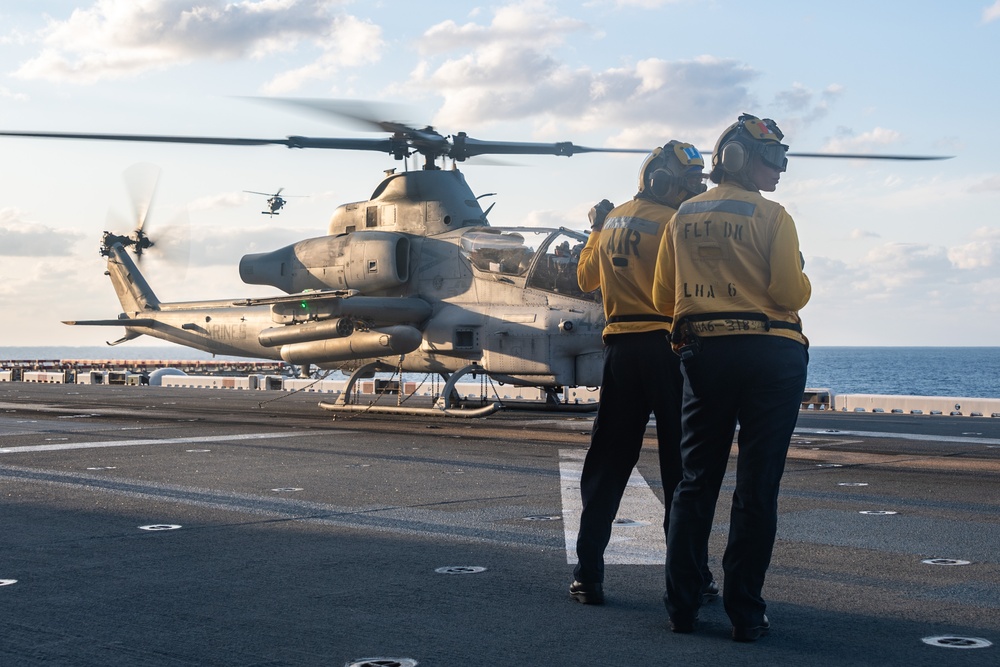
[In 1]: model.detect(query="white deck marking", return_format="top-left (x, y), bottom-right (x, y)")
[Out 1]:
top-left (795, 427), bottom-right (1000, 446)
top-left (559, 449), bottom-right (665, 565)
top-left (0, 432), bottom-right (303, 454)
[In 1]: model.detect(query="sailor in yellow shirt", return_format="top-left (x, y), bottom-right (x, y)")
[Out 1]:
top-left (569, 141), bottom-right (717, 606)
top-left (653, 114), bottom-right (810, 642)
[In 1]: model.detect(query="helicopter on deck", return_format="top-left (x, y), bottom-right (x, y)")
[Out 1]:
top-left (1, 100), bottom-right (656, 415)
top-left (0, 100), bottom-right (951, 416)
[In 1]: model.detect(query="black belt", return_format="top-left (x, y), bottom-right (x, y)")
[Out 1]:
top-left (607, 314), bottom-right (673, 324)
top-left (675, 312), bottom-right (802, 333)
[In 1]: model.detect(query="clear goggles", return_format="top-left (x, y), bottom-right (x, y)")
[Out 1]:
top-left (683, 167), bottom-right (708, 194)
top-left (757, 142), bottom-right (788, 172)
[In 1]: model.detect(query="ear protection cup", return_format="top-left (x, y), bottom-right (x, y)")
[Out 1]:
top-left (720, 141), bottom-right (748, 174)
top-left (640, 141), bottom-right (705, 201)
top-left (648, 168), bottom-right (675, 199)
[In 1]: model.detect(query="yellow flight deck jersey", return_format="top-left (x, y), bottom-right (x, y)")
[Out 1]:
top-left (652, 182), bottom-right (811, 346)
top-left (578, 197), bottom-right (676, 341)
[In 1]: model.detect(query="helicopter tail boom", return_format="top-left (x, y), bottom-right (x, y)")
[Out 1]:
top-left (107, 243), bottom-right (161, 313)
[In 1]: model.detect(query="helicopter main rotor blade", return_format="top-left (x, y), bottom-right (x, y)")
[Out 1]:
top-left (245, 97), bottom-right (416, 134)
top-left (786, 151), bottom-right (953, 161)
top-left (0, 130), bottom-right (288, 146)
top-left (1, 128), bottom-right (953, 163)
top-left (451, 135), bottom-right (649, 160)
top-left (252, 97), bottom-right (451, 158)
top-left (697, 148), bottom-right (953, 161)
top-left (284, 135), bottom-right (398, 153)
top-left (0, 129), bottom-right (403, 156)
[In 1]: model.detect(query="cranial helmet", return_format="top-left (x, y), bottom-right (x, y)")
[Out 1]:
top-left (711, 114), bottom-right (789, 184)
top-left (637, 140), bottom-right (707, 206)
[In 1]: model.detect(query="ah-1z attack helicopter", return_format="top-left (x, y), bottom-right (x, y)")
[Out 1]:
top-left (0, 101), bottom-right (949, 416)
top-left (1, 101), bottom-right (660, 415)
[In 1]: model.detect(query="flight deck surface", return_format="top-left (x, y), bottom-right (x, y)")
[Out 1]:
top-left (1, 383), bottom-right (997, 666)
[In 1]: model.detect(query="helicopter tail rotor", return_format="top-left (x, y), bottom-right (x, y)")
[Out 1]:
top-left (122, 162), bottom-right (160, 238)
top-left (101, 163), bottom-right (189, 273)
top-left (100, 162), bottom-right (160, 260)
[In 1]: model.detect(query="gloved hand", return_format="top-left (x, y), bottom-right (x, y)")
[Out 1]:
top-left (589, 199), bottom-right (614, 231)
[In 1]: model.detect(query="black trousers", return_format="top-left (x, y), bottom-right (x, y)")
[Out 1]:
top-left (664, 335), bottom-right (807, 628)
top-left (574, 330), bottom-right (687, 584)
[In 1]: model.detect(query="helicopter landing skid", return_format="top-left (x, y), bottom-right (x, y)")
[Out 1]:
top-left (317, 361), bottom-right (502, 418)
top-left (317, 402), bottom-right (501, 418)
top-left (493, 398), bottom-right (599, 413)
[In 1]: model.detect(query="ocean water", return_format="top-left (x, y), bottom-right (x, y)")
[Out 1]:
top-left (3, 345), bottom-right (1000, 399)
top-left (804, 347), bottom-right (1000, 398)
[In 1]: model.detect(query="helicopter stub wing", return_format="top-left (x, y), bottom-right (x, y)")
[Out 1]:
top-left (231, 290), bottom-right (359, 307)
top-left (234, 291), bottom-right (433, 328)
top-left (62, 318), bottom-right (159, 327)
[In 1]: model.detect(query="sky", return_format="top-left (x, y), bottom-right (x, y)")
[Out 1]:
top-left (0, 0), bottom-right (998, 349)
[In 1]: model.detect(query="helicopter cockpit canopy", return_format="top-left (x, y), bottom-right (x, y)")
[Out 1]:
top-left (460, 227), bottom-right (597, 303)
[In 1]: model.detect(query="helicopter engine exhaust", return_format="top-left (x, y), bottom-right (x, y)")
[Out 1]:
top-left (258, 317), bottom-right (354, 348)
top-left (278, 325), bottom-right (422, 364)
top-left (239, 231), bottom-right (410, 294)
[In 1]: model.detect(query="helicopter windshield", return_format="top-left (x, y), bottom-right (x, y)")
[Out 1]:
top-left (460, 228), bottom-right (598, 302)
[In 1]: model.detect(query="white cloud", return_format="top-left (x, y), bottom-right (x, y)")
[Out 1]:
top-left (187, 191), bottom-right (249, 212)
top-left (12, 0), bottom-right (380, 87)
top-left (805, 267), bottom-right (1000, 344)
top-left (968, 174), bottom-right (1000, 193)
top-left (411, 4), bottom-right (758, 147)
top-left (259, 14), bottom-right (383, 94)
top-left (823, 126), bottom-right (904, 153)
top-left (405, 4), bottom-right (848, 152)
top-left (614, 0), bottom-right (683, 6)
top-left (188, 224), bottom-right (318, 266)
top-left (0, 86), bottom-right (28, 101)
top-left (0, 209), bottom-right (84, 256)
top-left (857, 243), bottom-right (953, 290)
top-left (774, 82), bottom-right (813, 112)
top-left (983, 1), bottom-right (1000, 22)
top-left (948, 227), bottom-right (1000, 269)
top-left (772, 83), bottom-right (844, 137)
top-left (807, 233), bottom-right (1000, 317)
top-left (849, 228), bottom-right (880, 240)
top-left (417, 1), bottom-right (587, 56)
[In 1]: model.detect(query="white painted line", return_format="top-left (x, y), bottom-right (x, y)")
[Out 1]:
top-left (559, 449), bottom-right (665, 566)
top-left (0, 432), bottom-right (303, 454)
top-left (795, 427), bottom-right (1000, 446)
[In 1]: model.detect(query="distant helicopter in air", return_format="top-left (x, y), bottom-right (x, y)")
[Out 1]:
top-left (0, 99), bottom-right (952, 416)
top-left (243, 187), bottom-right (307, 215)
